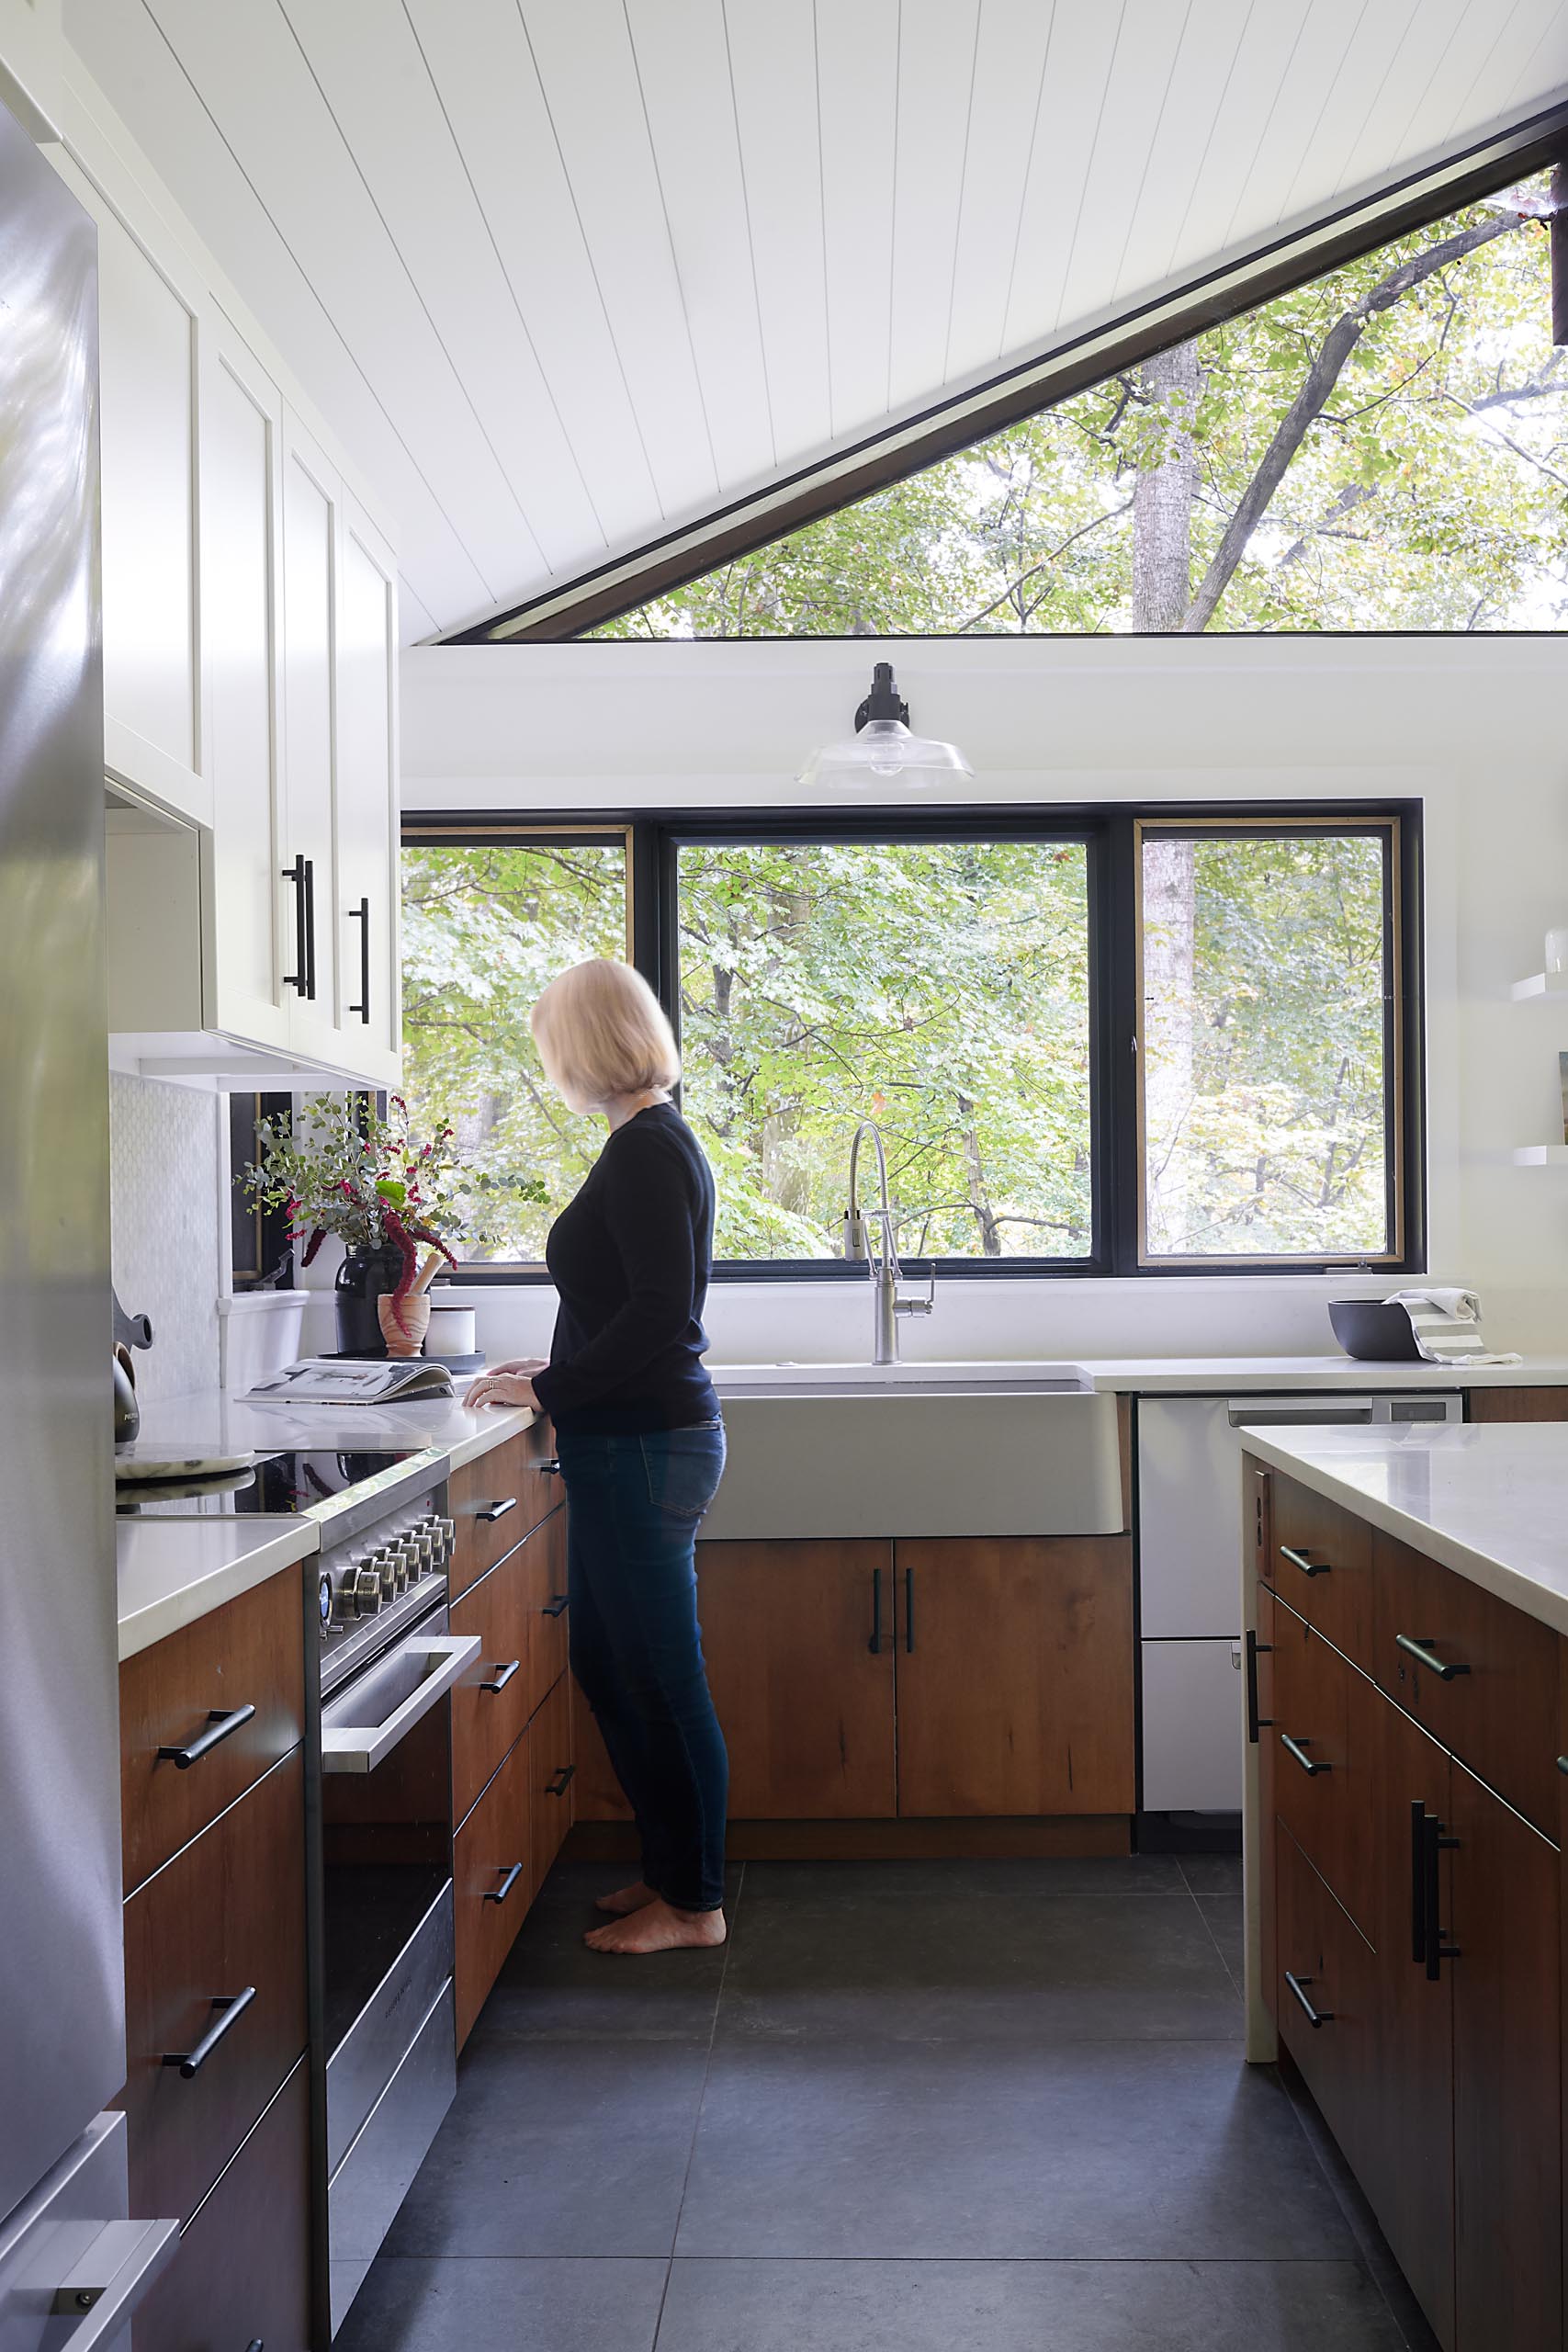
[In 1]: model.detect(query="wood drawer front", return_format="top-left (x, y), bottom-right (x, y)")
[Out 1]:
top-left (451, 1543), bottom-right (536, 1826)
top-left (1467, 1387), bottom-right (1568, 1423)
top-left (454, 1720), bottom-right (534, 2048)
top-left (1274, 1821), bottom-right (1379, 2191)
top-left (522, 1505), bottom-right (569, 1720)
top-left (449, 1426), bottom-right (559, 1600)
top-left (1271, 1600), bottom-right (1377, 1942)
top-left (1374, 1531), bottom-right (1559, 1837)
top-left (122, 1749), bottom-right (307, 2226)
top-left (121, 1567), bottom-right (305, 1894)
top-left (132, 2059), bottom-right (311, 2352)
top-left (529, 1673), bottom-right (575, 1897)
top-left (1270, 1473), bottom-right (1372, 1669)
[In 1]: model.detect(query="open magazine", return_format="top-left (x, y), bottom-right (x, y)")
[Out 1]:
top-left (245, 1356), bottom-right (457, 1406)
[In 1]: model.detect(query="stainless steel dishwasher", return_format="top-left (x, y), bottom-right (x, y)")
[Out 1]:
top-left (1136, 1391), bottom-right (1463, 1819)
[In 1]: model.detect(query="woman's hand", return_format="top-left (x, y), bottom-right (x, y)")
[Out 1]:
top-left (481, 1356), bottom-right (549, 1380)
top-left (467, 1371), bottom-right (542, 1411)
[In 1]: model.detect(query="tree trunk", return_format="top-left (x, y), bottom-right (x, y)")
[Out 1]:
top-left (1132, 340), bottom-right (1202, 632)
top-left (1142, 838), bottom-right (1197, 1251)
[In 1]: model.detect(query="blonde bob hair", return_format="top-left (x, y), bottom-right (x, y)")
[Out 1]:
top-left (531, 958), bottom-right (681, 1114)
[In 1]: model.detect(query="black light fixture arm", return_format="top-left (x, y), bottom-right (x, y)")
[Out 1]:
top-left (854, 662), bottom-right (909, 732)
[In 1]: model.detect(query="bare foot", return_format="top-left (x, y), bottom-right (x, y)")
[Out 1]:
top-left (583, 1900), bottom-right (727, 1956)
top-left (594, 1880), bottom-right (660, 1917)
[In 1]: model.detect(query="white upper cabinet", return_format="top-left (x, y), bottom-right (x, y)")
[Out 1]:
top-left (62, 87), bottom-right (404, 1089)
top-left (335, 499), bottom-right (401, 1083)
top-left (199, 325), bottom-right (288, 1052)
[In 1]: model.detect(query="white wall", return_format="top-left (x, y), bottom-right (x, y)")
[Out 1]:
top-left (400, 635), bottom-right (1568, 1362)
top-left (108, 1072), bottom-right (225, 1400)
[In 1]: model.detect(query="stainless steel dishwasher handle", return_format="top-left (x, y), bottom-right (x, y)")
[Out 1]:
top-left (321, 1633), bottom-right (480, 1773)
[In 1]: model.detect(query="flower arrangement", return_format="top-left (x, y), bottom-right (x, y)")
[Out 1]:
top-left (243, 1094), bottom-right (463, 1341)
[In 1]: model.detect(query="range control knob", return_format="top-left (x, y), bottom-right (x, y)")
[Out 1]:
top-left (350, 1565), bottom-right (383, 1615)
top-left (435, 1517), bottom-right (457, 1564)
top-left (317, 1572), bottom-right (334, 1632)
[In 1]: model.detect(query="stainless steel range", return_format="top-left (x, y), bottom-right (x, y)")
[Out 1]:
top-left (307, 1453), bottom-right (477, 2336)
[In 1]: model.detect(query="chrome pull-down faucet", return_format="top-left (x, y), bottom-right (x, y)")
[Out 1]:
top-left (843, 1121), bottom-right (936, 1365)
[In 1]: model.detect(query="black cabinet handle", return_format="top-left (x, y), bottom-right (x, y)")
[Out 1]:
top-left (282, 856), bottom-right (310, 996)
top-left (1420, 1810), bottom-right (1461, 1981)
top-left (1284, 1970), bottom-right (1334, 2029)
top-left (485, 1862), bottom-right (524, 1905)
top-left (1245, 1629), bottom-right (1273, 1745)
top-left (158, 1703), bottom-right (255, 1770)
top-left (347, 895), bottom-right (371, 1023)
top-left (1280, 1733), bottom-right (1329, 1777)
top-left (246, 2341), bottom-right (264, 2350)
top-left (904, 1566), bottom-right (915, 1654)
top-left (302, 855), bottom-right (317, 1000)
top-left (479, 1659), bottom-right (519, 1693)
top-left (1411, 1801), bottom-right (1427, 1963)
top-left (475, 1496), bottom-right (517, 1524)
top-left (546, 1764), bottom-right (576, 1798)
top-left (868, 1566), bottom-right (882, 1655)
top-left (541, 1593), bottom-right (569, 1618)
top-left (1279, 1544), bottom-right (1329, 1578)
top-left (1395, 1633), bottom-right (1470, 1682)
top-left (163, 1986), bottom-right (256, 2077)
top-left (1557, 1756), bottom-right (1568, 1776)
top-left (538, 1458), bottom-right (561, 1476)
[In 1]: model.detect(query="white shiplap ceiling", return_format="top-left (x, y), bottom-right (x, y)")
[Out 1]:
top-left (62, 0), bottom-right (1568, 641)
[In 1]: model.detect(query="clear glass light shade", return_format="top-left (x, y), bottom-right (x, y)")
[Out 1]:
top-left (797, 718), bottom-right (975, 789)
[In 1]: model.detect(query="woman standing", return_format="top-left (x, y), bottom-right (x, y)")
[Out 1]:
top-left (468, 959), bottom-right (728, 1956)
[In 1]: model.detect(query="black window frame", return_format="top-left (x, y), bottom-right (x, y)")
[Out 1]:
top-left (401, 801), bottom-right (1424, 1283)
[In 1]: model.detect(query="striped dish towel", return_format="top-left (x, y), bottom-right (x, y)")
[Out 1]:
top-left (1383, 1289), bottom-right (1521, 1366)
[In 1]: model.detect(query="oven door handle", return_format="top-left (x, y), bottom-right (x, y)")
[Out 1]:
top-left (321, 1634), bottom-right (479, 1774)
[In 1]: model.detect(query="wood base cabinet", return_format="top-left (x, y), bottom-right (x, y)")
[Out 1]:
top-left (575, 1533), bottom-right (1134, 1832)
top-left (1249, 1458), bottom-right (1563, 2352)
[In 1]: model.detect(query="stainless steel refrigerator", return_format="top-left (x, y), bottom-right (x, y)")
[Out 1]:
top-left (0, 91), bottom-right (176, 2348)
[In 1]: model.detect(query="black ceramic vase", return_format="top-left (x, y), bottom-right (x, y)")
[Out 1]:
top-left (334, 1244), bottom-right (405, 1356)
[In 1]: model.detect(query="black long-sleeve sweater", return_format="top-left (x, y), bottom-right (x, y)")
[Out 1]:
top-left (529, 1103), bottom-right (719, 1436)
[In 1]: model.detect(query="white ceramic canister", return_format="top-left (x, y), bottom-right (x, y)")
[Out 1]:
top-left (425, 1300), bottom-right (478, 1358)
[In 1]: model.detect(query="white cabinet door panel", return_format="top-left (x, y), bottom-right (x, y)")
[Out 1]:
top-left (91, 187), bottom-right (200, 798)
top-left (280, 412), bottom-right (340, 1060)
top-left (200, 333), bottom-right (288, 1049)
top-left (1137, 1398), bottom-right (1243, 1638)
top-left (334, 499), bottom-right (400, 1081)
top-left (1141, 1638), bottom-right (1244, 1813)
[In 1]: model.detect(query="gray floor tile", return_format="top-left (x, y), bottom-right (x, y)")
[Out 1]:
top-left (1179, 1853), bottom-right (1244, 1894)
top-left (384, 2040), bottom-right (710, 2256)
top-left (656, 2257), bottom-right (1409, 2351)
top-left (336, 2257), bottom-right (667, 2351)
top-left (676, 2042), bottom-right (1357, 2260)
top-left (471, 1896), bottom-right (731, 2043)
top-left (1200, 1893), bottom-right (1245, 1993)
top-left (740, 1855), bottom-right (1184, 1904)
top-left (716, 1892), bottom-right (1239, 2042)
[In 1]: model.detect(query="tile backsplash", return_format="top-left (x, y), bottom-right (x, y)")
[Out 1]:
top-left (108, 1072), bottom-right (222, 1403)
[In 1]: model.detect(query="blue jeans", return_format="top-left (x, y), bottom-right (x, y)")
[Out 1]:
top-left (557, 1419), bottom-right (728, 1912)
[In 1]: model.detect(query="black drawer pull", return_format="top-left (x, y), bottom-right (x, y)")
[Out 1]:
top-left (1279, 1544), bottom-right (1329, 1578)
top-left (1280, 1733), bottom-right (1330, 1777)
top-left (163, 1986), bottom-right (256, 2078)
top-left (541, 1593), bottom-right (569, 1618)
top-left (1557, 1756), bottom-right (1568, 1776)
top-left (868, 1566), bottom-right (882, 1654)
top-left (247, 2341), bottom-right (264, 2350)
top-left (537, 1458), bottom-right (561, 1476)
top-left (485, 1862), bottom-right (524, 1904)
top-left (479, 1659), bottom-right (520, 1693)
top-left (546, 1764), bottom-right (576, 1798)
top-left (475, 1496), bottom-right (517, 1524)
top-left (1285, 1970), bottom-right (1333, 2029)
top-left (1395, 1633), bottom-right (1470, 1681)
top-left (904, 1566), bottom-right (915, 1654)
top-left (1245, 1629), bottom-right (1273, 1745)
top-left (158, 1704), bottom-right (256, 1770)
top-left (1411, 1801), bottom-right (1427, 1962)
top-left (1422, 1811), bottom-right (1461, 1981)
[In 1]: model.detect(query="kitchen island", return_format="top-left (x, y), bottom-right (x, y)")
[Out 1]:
top-left (1238, 1419), bottom-right (1568, 2352)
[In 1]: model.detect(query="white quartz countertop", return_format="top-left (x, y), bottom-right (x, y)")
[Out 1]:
top-left (117, 1514), bottom-right (321, 1662)
top-left (116, 1384), bottom-right (536, 1655)
top-left (130, 1384), bottom-right (537, 1471)
top-left (1242, 1422), bottom-right (1568, 1639)
top-left (1077, 1355), bottom-right (1568, 1392)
